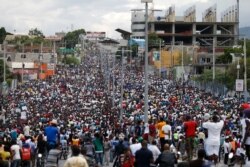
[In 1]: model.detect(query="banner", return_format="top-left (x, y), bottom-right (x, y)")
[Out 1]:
top-left (153, 51), bottom-right (160, 61)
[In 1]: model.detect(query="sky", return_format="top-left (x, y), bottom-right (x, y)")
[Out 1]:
top-left (0, 0), bottom-right (249, 39)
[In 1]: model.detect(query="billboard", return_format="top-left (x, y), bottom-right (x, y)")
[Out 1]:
top-left (141, 0), bottom-right (153, 2)
top-left (86, 32), bottom-right (106, 41)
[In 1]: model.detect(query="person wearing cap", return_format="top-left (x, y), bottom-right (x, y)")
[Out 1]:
top-left (44, 119), bottom-right (59, 152)
top-left (223, 136), bottom-right (232, 165)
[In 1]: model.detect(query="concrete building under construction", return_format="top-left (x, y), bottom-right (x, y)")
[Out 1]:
top-left (131, 2), bottom-right (240, 76)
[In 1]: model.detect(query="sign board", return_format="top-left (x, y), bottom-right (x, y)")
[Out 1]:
top-left (153, 51), bottom-right (160, 61)
top-left (47, 63), bottom-right (55, 70)
top-left (86, 32), bottom-right (106, 40)
top-left (236, 79), bottom-right (244, 92)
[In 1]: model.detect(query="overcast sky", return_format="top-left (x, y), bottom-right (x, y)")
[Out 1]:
top-left (0, 0), bottom-right (249, 39)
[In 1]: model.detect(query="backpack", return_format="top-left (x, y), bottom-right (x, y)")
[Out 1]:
top-left (21, 147), bottom-right (31, 160)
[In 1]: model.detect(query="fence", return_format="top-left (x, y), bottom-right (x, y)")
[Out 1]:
top-left (188, 80), bottom-right (228, 96)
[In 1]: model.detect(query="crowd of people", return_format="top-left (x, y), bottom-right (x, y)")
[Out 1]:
top-left (0, 52), bottom-right (250, 167)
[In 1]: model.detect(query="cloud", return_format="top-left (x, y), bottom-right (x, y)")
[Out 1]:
top-left (0, 0), bottom-right (248, 38)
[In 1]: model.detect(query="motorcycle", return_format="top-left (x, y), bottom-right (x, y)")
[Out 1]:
top-left (36, 153), bottom-right (45, 167)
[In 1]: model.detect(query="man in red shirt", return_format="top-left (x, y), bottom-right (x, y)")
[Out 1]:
top-left (183, 115), bottom-right (197, 161)
top-left (148, 120), bottom-right (156, 144)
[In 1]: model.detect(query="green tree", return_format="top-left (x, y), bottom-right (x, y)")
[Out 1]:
top-left (131, 44), bottom-right (139, 57)
top-left (0, 27), bottom-right (7, 44)
top-left (148, 32), bottom-right (164, 49)
top-left (239, 38), bottom-right (250, 57)
top-left (63, 56), bottom-right (80, 65)
top-left (28, 28), bottom-right (44, 37)
top-left (64, 29), bottom-right (86, 49)
top-left (0, 59), bottom-right (13, 85)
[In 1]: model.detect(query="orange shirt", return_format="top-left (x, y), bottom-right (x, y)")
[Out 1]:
top-left (156, 121), bottom-right (166, 138)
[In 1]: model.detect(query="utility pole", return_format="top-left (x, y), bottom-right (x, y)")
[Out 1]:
top-left (112, 53), bottom-right (116, 107)
top-left (22, 63), bottom-right (24, 83)
top-left (120, 47), bottom-right (125, 122)
top-left (159, 39), bottom-right (161, 78)
top-left (39, 42), bottom-right (43, 79)
top-left (170, 41), bottom-right (173, 80)
top-left (3, 41), bottom-right (6, 83)
top-left (142, 0), bottom-right (152, 124)
top-left (244, 37), bottom-right (247, 102)
top-left (181, 41), bottom-right (184, 85)
top-left (212, 37), bottom-right (216, 81)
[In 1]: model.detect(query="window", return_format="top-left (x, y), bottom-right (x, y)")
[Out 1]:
top-left (21, 54), bottom-right (26, 58)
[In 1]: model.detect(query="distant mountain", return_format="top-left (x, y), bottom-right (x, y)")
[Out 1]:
top-left (240, 27), bottom-right (250, 39)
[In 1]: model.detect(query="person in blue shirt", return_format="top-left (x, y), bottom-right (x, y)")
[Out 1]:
top-left (10, 127), bottom-right (18, 141)
top-left (44, 119), bottom-right (59, 152)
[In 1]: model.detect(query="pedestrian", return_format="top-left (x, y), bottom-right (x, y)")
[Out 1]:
top-left (122, 148), bottom-right (134, 167)
top-left (189, 149), bottom-right (212, 167)
top-left (183, 115), bottom-right (197, 161)
top-left (156, 117), bottom-right (166, 151)
top-left (45, 119), bottom-right (59, 152)
top-left (64, 145), bottom-right (88, 167)
top-left (155, 143), bottom-right (177, 167)
top-left (103, 136), bottom-right (111, 166)
top-left (135, 140), bottom-right (153, 167)
top-left (93, 132), bottom-right (104, 166)
top-left (202, 114), bottom-right (224, 164)
top-left (10, 140), bottom-right (21, 167)
top-left (223, 136), bottom-right (231, 165)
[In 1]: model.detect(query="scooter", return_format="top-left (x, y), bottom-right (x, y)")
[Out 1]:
top-left (37, 153), bottom-right (45, 167)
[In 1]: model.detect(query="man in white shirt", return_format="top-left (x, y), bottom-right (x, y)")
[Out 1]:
top-left (223, 136), bottom-right (231, 165)
top-left (23, 123), bottom-right (30, 138)
top-left (148, 140), bottom-right (161, 162)
top-left (202, 114), bottom-right (224, 164)
top-left (130, 138), bottom-right (141, 156)
top-left (162, 120), bottom-right (172, 145)
top-left (10, 141), bottom-right (21, 167)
